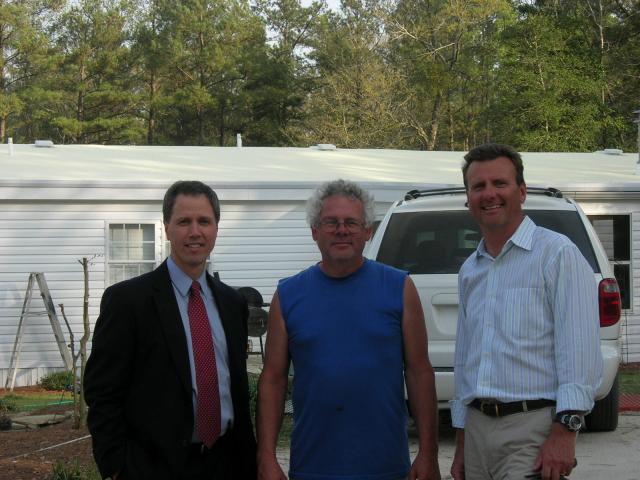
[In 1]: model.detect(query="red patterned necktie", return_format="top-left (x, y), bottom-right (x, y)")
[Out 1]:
top-left (188, 280), bottom-right (221, 448)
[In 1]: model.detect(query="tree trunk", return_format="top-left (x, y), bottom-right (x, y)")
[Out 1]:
top-left (147, 75), bottom-right (156, 145)
top-left (427, 93), bottom-right (442, 150)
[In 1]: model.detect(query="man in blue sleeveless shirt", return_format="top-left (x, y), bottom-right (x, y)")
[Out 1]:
top-left (257, 179), bottom-right (441, 480)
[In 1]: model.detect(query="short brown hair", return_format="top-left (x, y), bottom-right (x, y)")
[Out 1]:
top-left (163, 181), bottom-right (220, 223)
top-left (462, 143), bottom-right (524, 188)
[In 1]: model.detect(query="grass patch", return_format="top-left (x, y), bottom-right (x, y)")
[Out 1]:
top-left (51, 461), bottom-right (100, 480)
top-left (0, 394), bottom-right (19, 412)
top-left (0, 390), bottom-right (74, 413)
top-left (619, 366), bottom-right (640, 395)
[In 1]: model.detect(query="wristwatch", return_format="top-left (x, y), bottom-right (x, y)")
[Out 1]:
top-left (554, 411), bottom-right (583, 432)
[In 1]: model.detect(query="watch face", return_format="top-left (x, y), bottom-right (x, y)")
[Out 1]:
top-left (565, 414), bottom-right (582, 431)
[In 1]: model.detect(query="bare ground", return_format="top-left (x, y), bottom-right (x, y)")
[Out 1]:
top-left (0, 388), bottom-right (94, 480)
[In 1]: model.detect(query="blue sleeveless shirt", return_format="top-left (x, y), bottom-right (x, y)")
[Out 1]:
top-left (278, 259), bottom-right (410, 480)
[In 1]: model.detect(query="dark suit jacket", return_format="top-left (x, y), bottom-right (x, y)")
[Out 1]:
top-left (84, 261), bottom-right (257, 479)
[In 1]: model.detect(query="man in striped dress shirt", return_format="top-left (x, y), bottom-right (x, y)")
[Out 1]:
top-left (450, 144), bottom-right (602, 480)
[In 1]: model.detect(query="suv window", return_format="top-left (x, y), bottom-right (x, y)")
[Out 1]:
top-left (377, 210), bottom-right (599, 274)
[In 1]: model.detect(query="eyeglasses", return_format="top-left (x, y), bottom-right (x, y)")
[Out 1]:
top-left (317, 218), bottom-right (365, 234)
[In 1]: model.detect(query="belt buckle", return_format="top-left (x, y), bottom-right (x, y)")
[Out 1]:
top-left (479, 400), bottom-right (500, 417)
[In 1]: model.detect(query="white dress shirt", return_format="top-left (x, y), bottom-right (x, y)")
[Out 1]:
top-left (167, 257), bottom-right (234, 440)
top-left (451, 216), bottom-right (603, 428)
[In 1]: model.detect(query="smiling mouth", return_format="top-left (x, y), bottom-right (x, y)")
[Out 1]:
top-left (482, 204), bottom-right (502, 211)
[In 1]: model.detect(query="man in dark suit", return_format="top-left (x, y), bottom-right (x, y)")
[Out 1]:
top-left (85, 180), bottom-right (257, 480)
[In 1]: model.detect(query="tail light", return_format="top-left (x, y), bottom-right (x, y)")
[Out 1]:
top-left (599, 278), bottom-right (621, 327)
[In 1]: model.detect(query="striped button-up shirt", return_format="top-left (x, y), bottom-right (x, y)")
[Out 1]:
top-left (450, 216), bottom-right (603, 428)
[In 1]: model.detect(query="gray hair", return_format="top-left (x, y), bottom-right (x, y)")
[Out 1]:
top-left (306, 179), bottom-right (375, 227)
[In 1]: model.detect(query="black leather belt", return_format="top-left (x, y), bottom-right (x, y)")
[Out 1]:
top-left (470, 398), bottom-right (555, 417)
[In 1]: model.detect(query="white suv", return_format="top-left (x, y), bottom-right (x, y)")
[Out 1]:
top-left (366, 187), bottom-right (621, 431)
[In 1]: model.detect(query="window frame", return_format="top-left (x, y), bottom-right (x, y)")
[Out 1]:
top-left (105, 221), bottom-right (163, 286)
top-left (588, 213), bottom-right (632, 311)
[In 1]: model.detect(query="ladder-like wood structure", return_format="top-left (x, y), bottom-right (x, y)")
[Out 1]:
top-left (4, 273), bottom-right (73, 391)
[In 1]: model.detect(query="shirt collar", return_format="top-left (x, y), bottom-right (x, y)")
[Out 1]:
top-left (167, 256), bottom-right (209, 298)
top-left (476, 216), bottom-right (536, 259)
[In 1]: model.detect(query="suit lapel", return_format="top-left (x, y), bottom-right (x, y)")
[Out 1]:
top-left (152, 261), bottom-right (192, 397)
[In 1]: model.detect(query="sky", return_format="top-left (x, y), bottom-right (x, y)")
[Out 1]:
top-left (301, 0), bottom-right (341, 10)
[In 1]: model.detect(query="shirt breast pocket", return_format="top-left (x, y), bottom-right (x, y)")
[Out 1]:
top-left (501, 287), bottom-right (548, 341)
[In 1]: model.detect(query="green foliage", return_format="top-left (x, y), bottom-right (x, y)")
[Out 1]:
top-left (51, 461), bottom-right (100, 480)
top-left (0, 394), bottom-right (19, 413)
top-left (1, 0), bottom-right (639, 150)
top-left (39, 371), bottom-right (73, 391)
top-left (248, 371), bottom-right (259, 421)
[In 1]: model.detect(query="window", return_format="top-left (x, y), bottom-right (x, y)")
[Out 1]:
top-left (108, 223), bottom-right (157, 285)
top-left (377, 210), bottom-right (599, 275)
top-left (589, 215), bottom-right (631, 309)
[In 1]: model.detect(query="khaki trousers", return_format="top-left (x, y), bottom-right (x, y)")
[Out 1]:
top-left (464, 405), bottom-right (556, 480)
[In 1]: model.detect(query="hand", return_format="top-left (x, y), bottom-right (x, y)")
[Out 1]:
top-left (409, 449), bottom-right (441, 480)
top-left (450, 428), bottom-right (465, 480)
top-left (257, 454), bottom-right (287, 480)
top-left (450, 445), bottom-right (465, 480)
top-left (533, 423), bottom-right (577, 479)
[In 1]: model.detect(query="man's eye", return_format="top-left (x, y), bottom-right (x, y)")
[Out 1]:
top-left (345, 220), bottom-right (359, 227)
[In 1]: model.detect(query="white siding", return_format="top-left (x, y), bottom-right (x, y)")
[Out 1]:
top-left (0, 202), bottom-right (158, 387)
top-left (0, 198), bottom-right (393, 386)
top-left (214, 201), bottom-right (391, 302)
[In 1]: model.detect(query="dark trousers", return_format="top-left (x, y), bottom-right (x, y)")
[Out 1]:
top-left (183, 433), bottom-right (233, 480)
top-left (119, 433), bottom-right (233, 480)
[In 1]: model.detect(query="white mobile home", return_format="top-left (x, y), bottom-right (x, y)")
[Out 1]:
top-left (1, 144), bottom-right (639, 386)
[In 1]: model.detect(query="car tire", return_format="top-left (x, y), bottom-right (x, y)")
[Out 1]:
top-left (585, 375), bottom-right (619, 432)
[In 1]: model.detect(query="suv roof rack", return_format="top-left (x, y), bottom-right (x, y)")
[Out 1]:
top-left (404, 186), bottom-right (563, 201)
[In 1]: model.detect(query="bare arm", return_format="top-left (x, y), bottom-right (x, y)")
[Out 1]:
top-left (256, 291), bottom-right (290, 480)
top-left (403, 277), bottom-right (441, 480)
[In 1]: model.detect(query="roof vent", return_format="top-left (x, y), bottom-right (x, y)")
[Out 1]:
top-left (314, 143), bottom-right (337, 151)
top-left (34, 139), bottom-right (54, 148)
top-left (602, 148), bottom-right (623, 155)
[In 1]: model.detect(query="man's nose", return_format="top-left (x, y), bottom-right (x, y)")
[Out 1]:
top-left (334, 222), bottom-right (350, 234)
top-left (482, 185), bottom-right (497, 198)
top-left (187, 222), bottom-right (200, 235)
